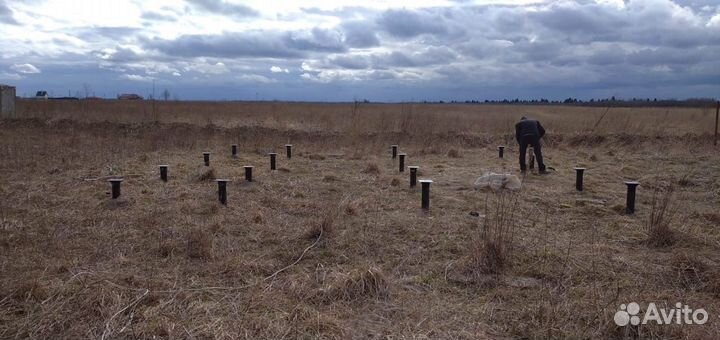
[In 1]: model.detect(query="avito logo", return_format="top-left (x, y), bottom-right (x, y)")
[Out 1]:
top-left (614, 302), bottom-right (708, 326)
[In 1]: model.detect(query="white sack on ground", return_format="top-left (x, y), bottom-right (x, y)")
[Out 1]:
top-left (473, 172), bottom-right (522, 191)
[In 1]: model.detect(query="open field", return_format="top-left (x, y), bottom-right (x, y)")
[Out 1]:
top-left (1, 102), bottom-right (720, 339)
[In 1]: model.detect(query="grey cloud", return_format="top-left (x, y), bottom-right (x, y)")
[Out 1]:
top-left (372, 47), bottom-right (457, 68)
top-left (457, 38), bottom-right (513, 59)
top-left (141, 11), bottom-right (177, 22)
top-left (672, 0), bottom-right (720, 10)
top-left (507, 38), bottom-right (567, 64)
top-left (76, 27), bottom-right (143, 43)
top-left (94, 47), bottom-right (144, 63)
top-left (144, 32), bottom-right (303, 59)
top-left (0, 0), bottom-right (19, 25)
top-left (529, 3), bottom-right (627, 38)
top-left (328, 55), bottom-right (370, 70)
top-left (143, 27), bottom-right (352, 60)
top-left (342, 21), bottom-right (380, 48)
top-left (518, 1), bottom-right (719, 48)
top-left (625, 46), bottom-right (715, 66)
top-left (186, 0), bottom-right (258, 17)
top-left (284, 28), bottom-right (346, 53)
top-left (377, 9), bottom-right (449, 38)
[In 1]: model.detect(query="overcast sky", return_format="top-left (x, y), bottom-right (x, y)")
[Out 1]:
top-left (1, 0), bottom-right (719, 101)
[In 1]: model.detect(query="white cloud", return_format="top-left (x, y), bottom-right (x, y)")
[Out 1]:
top-left (709, 13), bottom-right (720, 27)
top-left (189, 62), bottom-right (229, 75)
top-left (10, 63), bottom-right (40, 74)
top-left (270, 66), bottom-right (289, 73)
top-left (121, 74), bottom-right (153, 82)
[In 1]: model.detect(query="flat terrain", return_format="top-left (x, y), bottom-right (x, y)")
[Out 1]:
top-left (1, 102), bottom-right (719, 339)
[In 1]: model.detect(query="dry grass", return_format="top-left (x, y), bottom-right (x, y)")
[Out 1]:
top-left (1, 102), bottom-right (719, 339)
top-left (466, 192), bottom-right (519, 277)
top-left (447, 148), bottom-right (462, 158)
top-left (187, 228), bottom-right (213, 259)
top-left (192, 166), bottom-right (216, 182)
top-left (645, 182), bottom-right (678, 247)
top-left (361, 162), bottom-right (380, 175)
top-left (320, 266), bottom-right (390, 302)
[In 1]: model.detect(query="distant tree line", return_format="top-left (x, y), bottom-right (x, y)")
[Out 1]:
top-left (421, 97), bottom-right (718, 107)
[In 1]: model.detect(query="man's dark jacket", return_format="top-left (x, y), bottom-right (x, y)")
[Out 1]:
top-left (515, 119), bottom-right (546, 142)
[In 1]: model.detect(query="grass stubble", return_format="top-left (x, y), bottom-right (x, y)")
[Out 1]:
top-left (0, 101), bottom-right (719, 339)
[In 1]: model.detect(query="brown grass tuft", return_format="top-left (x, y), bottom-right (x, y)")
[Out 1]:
top-left (362, 162), bottom-right (380, 175)
top-left (390, 178), bottom-right (400, 186)
top-left (322, 266), bottom-right (389, 302)
top-left (192, 167), bottom-right (216, 182)
top-left (447, 148), bottom-right (462, 158)
top-left (645, 183), bottom-right (677, 247)
top-left (467, 192), bottom-right (519, 276)
top-left (677, 174), bottom-right (696, 187)
top-left (187, 228), bottom-right (213, 259)
top-left (304, 210), bottom-right (335, 240)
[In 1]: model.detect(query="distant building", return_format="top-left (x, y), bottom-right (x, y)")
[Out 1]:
top-left (117, 93), bottom-right (144, 100)
top-left (1, 84), bottom-right (17, 119)
top-left (35, 91), bottom-right (48, 99)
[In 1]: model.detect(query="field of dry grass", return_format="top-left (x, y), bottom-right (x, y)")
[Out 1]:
top-left (1, 101), bottom-right (719, 339)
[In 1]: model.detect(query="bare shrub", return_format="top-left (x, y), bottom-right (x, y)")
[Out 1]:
top-left (390, 178), bottom-right (400, 186)
top-left (468, 192), bottom-right (519, 276)
top-left (646, 183), bottom-right (677, 247)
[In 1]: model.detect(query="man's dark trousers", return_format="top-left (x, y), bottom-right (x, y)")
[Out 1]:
top-left (519, 135), bottom-right (545, 172)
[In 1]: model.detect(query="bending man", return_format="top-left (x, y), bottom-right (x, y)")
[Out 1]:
top-left (515, 116), bottom-right (548, 174)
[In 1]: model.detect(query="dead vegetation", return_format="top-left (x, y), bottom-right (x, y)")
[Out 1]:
top-left (645, 182), bottom-right (678, 247)
top-left (187, 228), bottom-right (213, 259)
top-left (192, 166), bottom-right (216, 182)
top-left (319, 266), bottom-right (390, 302)
top-left (1, 102), bottom-right (719, 339)
top-left (361, 162), bottom-right (380, 175)
top-left (466, 192), bottom-right (519, 277)
top-left (447, 148), bottom-right (462, 158)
